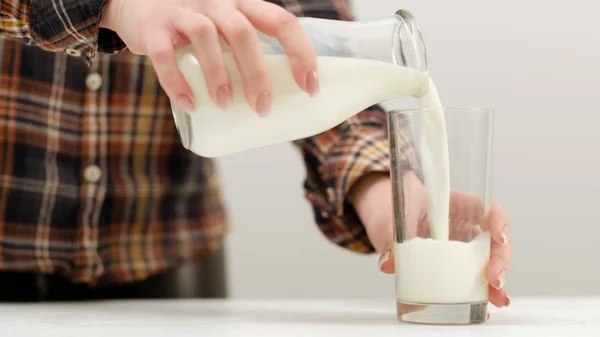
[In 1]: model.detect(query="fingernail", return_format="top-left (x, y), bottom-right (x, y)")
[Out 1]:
top-left (495, 270), bottom-right (506, 289)
top-left (175, 94), bottom-right (194, 112)
top-left (378, 251), bottom-right (390, 271)
top-left (256, 92), bottom-right (271, 117)
top-left (504, 294), bottom-right (511, 307)
top-left (305, 69), bottom-right (319, 97)
top-left (501, 225), bottom-right (509, 245)
top-left (217, 85), bottom-right (232, 110)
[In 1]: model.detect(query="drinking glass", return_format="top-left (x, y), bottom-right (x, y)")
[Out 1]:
top-left (387, 107), bottom-right (495, 325)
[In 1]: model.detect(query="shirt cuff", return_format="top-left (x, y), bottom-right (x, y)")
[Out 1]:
top-left (29, 0), bottom-right (126, 62)
top-left (298, 106), bottom-right (390, 254)
top-left (97, 27), bottom-right (127, 54)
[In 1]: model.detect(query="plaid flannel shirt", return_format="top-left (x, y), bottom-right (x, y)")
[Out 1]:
top-left (0, 0), bottom-right (391, 285)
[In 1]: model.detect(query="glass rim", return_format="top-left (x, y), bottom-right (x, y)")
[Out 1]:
top-left (387, 106), bottom-right (495, 115)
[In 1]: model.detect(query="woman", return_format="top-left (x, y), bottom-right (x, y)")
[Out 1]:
top-left (0, 0), bottom-right (511, 306)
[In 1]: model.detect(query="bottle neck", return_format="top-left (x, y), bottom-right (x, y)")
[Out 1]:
top-left (392, 10), bottom-right (428, 72)
top-left (332, 10), bottom-right (428, 72)
top-left (256, 10), bottom-right (428, 72)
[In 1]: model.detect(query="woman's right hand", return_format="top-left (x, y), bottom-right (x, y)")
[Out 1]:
top-left (100, 0), bottom-right (319, 116)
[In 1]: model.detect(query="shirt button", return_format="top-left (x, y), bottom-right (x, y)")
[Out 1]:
top-left (86, 73), bottom-right (103, 91)
top-left (66, 48), bottom-right (81, 57)
top-left (84, 165), bottom-right (102, 183)
top-left (326, 187), bottom-right (336, 204)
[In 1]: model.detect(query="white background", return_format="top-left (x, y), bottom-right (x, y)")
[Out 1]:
top-left (218, 0), bottom-right (600, 298)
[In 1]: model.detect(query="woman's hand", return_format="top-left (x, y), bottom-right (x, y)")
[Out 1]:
top-left (100, 0), bottom-right (318, 115)
top-left (349, 172), bottom-right (512, 308)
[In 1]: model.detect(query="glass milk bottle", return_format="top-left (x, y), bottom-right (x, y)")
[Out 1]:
top-left (171, 9), bottom-right (429, 157)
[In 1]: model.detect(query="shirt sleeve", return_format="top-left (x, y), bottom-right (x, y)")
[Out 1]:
top-left (0, 0), bottom-right (126, 63)
top-left (294, 105), bottom-right (392, 254)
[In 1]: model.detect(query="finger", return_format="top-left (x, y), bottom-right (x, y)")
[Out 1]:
top-left (239, 0), bottom-right (319, 96)
top-left (363, 216), bottom-right (395, 274)
top-left (491, 237), bottom-right (513, 269)
top-left (449, 190), bottom-right (485, 226)
top-left (208, 8), bottom-right (272, 116)
top-left (352, 174), bottom-right (396, 273)
top-left (483, 201), bottom-right (509, 245)
top-left (416, 213), bottom-right (429, 238)
top-left (147, 30), bottom-right (195, 111)
top-left (378, 249), bottom-right (395, 274)
top-left (489, 286), bottom-right (510, 308)
top-left (487, 245), bottom-right (512, 290)
top-left (449, 222), bottom-right (482, 242)
top-left (174, 12), bottom-right (232, 110)
top-left (471, 224), bottom-right (483, 239)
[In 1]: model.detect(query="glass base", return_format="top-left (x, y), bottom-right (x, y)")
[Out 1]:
top-left (396, 300), bottom-right (488, 325)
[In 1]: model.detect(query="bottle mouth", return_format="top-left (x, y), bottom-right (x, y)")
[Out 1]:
top-left (393, 10), bottom-right (428, 72)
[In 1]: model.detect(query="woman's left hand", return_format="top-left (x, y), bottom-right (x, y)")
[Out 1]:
top-left (348, 172), bottom-right (512, 308)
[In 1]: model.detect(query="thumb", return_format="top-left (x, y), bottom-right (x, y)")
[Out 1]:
top-left (359, 200), bottom-right (394, 274)
top-left (365, 218), bottom-right (395, 275)
top-left (348, 173), bottom-right (396, 274)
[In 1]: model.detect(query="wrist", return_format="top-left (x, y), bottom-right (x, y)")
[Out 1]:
top-left (100, 0), bottom-right (122, 30)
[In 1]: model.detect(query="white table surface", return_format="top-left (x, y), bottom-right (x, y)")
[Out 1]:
top-left (0, 297), bottom-right (598, 336)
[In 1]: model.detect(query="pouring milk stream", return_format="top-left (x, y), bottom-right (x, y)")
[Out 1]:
top-left (171, 10), bottom-right (489, 305)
